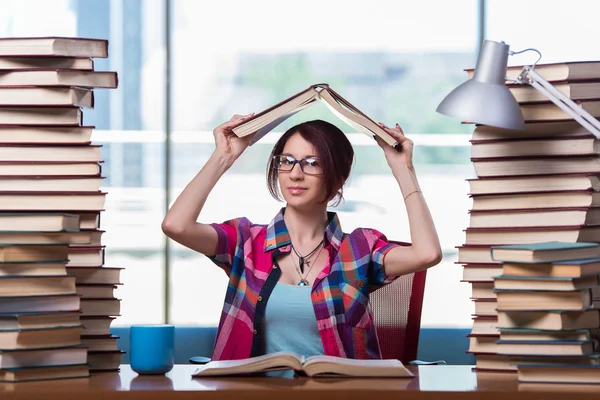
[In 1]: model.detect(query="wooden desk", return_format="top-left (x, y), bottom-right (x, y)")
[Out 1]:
top-left (1, 365), bottom-right (599, 400)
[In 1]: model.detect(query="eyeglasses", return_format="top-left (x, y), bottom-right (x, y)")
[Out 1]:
top-left (272, 155), bottom-right (323, 175)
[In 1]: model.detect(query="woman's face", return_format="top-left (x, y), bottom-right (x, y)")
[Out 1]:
top-left (277, 132), bottom-right (328, 210)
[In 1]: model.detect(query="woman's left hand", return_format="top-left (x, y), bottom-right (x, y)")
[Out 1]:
top-left (375, 122), bottom-right (414, 169)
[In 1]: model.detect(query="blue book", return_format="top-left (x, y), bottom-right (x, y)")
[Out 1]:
top-left (518, 361), bottom-right (600, 384)
top-left (491, 242), bottom-right (600, 263)
top-left (498, 309), bottom-right (600, 331)
top-left (502, 257), bottom-right (600, 278)
top-left (497, 339), bottom-right (594, 356)
top-left (493, 274), bottom-right (600, 291)
top-left (0, 363), bottom-right (90, 382)
top-left (499, 328), bottom-right (592, 342)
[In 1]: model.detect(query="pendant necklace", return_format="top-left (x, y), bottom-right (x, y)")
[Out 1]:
top-left (291, 239), bottom-right (324, 274)
top-left (293, 242), bottom-right (324, 286)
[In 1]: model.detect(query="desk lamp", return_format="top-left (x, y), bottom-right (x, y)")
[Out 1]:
top-left (436, 39), bottom-right (600, 138)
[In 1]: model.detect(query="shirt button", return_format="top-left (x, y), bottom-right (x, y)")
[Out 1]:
top-left (258, 296), bottom-right (263, 301)
top-left (253, 329), bottom-right (258, 335)
top-left (273, 265), bottom-right (278, 269)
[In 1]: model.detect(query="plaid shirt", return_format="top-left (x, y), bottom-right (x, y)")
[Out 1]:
top-left (208, 207), bottom-right (400, 360)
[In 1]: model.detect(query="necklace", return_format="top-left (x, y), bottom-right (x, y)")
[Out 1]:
top-left (291, 239), bottom-right (324, 274)
top-left (293, 242), bottom-right (324, 286)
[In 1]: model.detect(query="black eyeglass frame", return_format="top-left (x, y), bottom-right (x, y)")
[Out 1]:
top-left (272, 155), bottom-right (323, 175)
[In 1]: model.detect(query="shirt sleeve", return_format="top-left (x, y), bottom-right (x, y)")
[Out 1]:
top-left (366, 228), bottom-right (402, 287)
top-left (208, 217), bottom-right (251, 276)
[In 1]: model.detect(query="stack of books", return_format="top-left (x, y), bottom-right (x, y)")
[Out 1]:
top-left (456, 61), bottom-right (600, 370)
top-left (0, 37), bottom-right (121, 381)
top-left (490, 242), bottom-right (600, 384)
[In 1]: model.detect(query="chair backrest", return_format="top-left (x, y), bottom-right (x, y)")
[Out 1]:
top-left (369, 241), bottom-right (427, 364)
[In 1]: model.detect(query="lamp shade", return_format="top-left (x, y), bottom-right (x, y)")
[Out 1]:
top-left (436, 40), bottom-right (525, 130)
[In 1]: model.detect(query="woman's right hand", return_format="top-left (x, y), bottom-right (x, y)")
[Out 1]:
top-left (213, 113), bottom-right (255, 166)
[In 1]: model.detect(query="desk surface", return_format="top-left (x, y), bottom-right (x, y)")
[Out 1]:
top-left (1, 364), bottom-right (599, 399)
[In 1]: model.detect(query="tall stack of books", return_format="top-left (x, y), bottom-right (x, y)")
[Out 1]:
top-left (490, 242), bottom-right (600, 384)
top-left (0, 37), bottom-right (121, 381)
top-left (456, 61), bottom-right (600, 371)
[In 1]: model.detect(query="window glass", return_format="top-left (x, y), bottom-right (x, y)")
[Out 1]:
top-left (1, 0), bottom-right (167, 325)
top-left (169, 0), bottom-right (478, 328)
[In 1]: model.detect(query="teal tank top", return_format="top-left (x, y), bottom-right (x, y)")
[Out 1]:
top-left (262, 282), bottom-right (325, 357)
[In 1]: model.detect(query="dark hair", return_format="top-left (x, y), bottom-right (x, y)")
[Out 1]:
top-left (266, 120), bottom-right (354, 206)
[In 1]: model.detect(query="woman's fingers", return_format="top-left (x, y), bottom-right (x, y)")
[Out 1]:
top-left (230, 113), bottom-right (254, 121)
top-left (379, 122), bottom-right (407, 141)
top-left (395, 123), bottom-right (405, 135)
top-left (217, 113), bottom-right (255, 131)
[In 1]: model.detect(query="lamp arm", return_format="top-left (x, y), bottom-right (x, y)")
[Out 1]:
top-left (520, 66), bottom-right (600, 138)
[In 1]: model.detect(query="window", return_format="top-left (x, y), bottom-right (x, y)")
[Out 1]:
top-left (122, 144), bottom-right (144, 188)
top-left (487, 0), bottom-right (600, 65)
top-left (2, 0), bottom-right (167, 325)
top-left (169, 0), bottom-right (478, 328)
top-left (16, 0), bottom-right (594, 330)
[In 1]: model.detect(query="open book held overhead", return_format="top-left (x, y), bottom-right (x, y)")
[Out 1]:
top-left (192, 351), bottom-right (414, 378)
top-left (230, 83), bottom-right (400, 148)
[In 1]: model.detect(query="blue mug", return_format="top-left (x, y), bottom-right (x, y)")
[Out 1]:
top-left (130, 324), bottom-right (175, 375)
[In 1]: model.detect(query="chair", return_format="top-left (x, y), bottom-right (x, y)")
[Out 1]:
top-left (368, 240), bottom-right (445, 366)
top-left (370, 269), bottom-right (428, 364)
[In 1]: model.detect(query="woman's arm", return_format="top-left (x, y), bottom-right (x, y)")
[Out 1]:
top-left (161, 113), bottom-right (253, 256)
top-left (374, 123), bottom-right (443, 276)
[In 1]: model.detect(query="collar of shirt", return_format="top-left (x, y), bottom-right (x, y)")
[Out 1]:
top-left (263, 207), bottom-right (344, 253)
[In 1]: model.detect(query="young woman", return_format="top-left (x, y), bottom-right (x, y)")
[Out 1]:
top-left (162, 114), bottom-right (442, 361)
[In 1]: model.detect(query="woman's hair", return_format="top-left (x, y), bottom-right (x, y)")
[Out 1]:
top-left (266, 119), bottom-right (354, 206)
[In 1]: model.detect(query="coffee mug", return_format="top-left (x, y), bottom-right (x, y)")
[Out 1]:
top-left (130, 324), bottom-right (175, 375)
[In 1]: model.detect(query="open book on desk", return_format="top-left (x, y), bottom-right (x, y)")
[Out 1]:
top-left (231, 83), bottom-right (400, 148)
top-left (191, 351), bottom-right (415, 378)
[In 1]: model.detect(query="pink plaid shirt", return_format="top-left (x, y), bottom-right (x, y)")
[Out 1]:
top-left (208, 207), bottom-right (401, 360)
